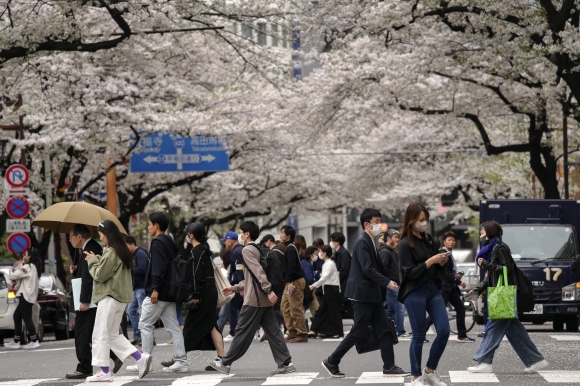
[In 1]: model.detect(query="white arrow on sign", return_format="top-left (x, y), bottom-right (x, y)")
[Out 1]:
top-left (142, 149), bottom-right (216, 170)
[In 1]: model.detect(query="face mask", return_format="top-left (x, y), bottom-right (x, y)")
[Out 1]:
top-left (413, 221), bottom-right (428, 233)
top-left (329, 241), bottom-right (336, 249)
top-left (312, 255), bottom-right (318, 262)
top-left (238, 233), bottom-right (245, 245)
top-left (369, 224), bottom-right (382, 236)
top-left (480, 237), bottom-right (489, 246)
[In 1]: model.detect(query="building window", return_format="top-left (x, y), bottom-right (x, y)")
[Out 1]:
top-left (271, 24), bottom-right (279, 47)
top-left (242, 24), bottom-right (253, 40)
top-left (257, 23), bottom-right (267, 46)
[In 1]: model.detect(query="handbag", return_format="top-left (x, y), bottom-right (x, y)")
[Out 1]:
top-left (355, 318), bottom-right (398, 354)
top-left (303, 285), bottom-right (314, 305)
top-left (214, 261), bottom-right (234, 308)
top-left (487, 265), bottom-right (517, 320)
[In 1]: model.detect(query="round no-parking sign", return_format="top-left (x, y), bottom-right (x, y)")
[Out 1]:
top-left (6, 164), bottom-right (29, 188)
top-left (6, 196), bottom-right (30, 219)
top-left (6, 233), bottom-right (31, 254)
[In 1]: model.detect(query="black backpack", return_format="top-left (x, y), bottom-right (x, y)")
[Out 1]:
top-left (246, 244), bottom-right (285, 298)
top-left (513, 266), bottom-right (535, 313)
top-left (152, 237), bottom-right (187, 302)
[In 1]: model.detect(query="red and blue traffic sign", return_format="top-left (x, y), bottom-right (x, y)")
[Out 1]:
top-left (6, 164), bottom-right (29, 188)
top-left (6, 196), bottom-right (29, 219)
top-left (6, 233), bottom-right (31, 254)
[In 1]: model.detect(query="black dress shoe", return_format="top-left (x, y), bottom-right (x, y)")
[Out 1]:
top-left (65, 371), bottom-right (92, 379)
top-left (113, 358), bottom-right (123, 374)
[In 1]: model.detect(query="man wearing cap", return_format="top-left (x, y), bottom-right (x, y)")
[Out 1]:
top-left (221, 231), bottom-right (245, 342)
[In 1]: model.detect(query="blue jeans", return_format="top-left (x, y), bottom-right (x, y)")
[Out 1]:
top-left (386, 288), bottom-right (406, 336)
top-left (474, 318), bottom-right (544, 367)
top-left (127, 288), bottom-right (146, 339)
top-left (217, 303), bottom-right (230, 333)
top-left (404, 280), bottom-right (450, 377)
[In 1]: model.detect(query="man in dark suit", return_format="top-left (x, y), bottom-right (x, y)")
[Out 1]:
top-left (65, 224), bottom-right (122, 379)
top-left (321, 209), bottom-right (409, 378)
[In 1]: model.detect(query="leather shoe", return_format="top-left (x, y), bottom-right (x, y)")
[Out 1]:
top-left (284, 331), bottom-right (297, 342)
top-left (65, 371), bottom-right (92, 379)
top-left (113, 358), bottom-right (123, 374)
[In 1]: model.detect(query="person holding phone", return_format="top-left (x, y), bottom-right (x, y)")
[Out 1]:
top-left (398, 203), bottom-right (450, 386)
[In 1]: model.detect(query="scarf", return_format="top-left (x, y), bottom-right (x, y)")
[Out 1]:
top-left (476, 237), bottom-right (501, 265)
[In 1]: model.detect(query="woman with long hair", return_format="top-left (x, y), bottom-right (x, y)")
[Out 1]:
top-left (85, 220), bottom-right (151, 382)
top-left (5, 250), bottom-right (41, 349)
top-left (294, 235), bottom-right (307, 257)
top-left (398, 203), bottom-right (450, 386)
top-left (308, 245), bottom-right (342, 339)
top-left (467, 221), bottom-right (547, 374)
top-left (182, 222), bottom-right (225, 369)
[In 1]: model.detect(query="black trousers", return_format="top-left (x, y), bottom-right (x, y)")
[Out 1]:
top-left (426, 288), bottom-right (466, 338)
top-left (14, 296), bottom-right (36, 341)
top-left (328, 301), bottom-right (395, 369)
top-left (74, 308), bottom-right (118, 374)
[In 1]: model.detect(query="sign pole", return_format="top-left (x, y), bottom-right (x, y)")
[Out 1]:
top-left (45, 155), bottom-right (55, 275)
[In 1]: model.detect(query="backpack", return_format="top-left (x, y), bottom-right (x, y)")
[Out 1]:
top-left (245, 244), bottom-right (285, 298)
top-left (152, 237), bottom-right (187, 303)
top-left (512, 266), bottom-right (535, 313)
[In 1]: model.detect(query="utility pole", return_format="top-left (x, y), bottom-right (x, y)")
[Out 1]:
top-left (45, 155), bottom-right (56, 275)
top-left (106, 159), bottom-right (117, 215)
top-left (564, 109), bottom-right (569, 199)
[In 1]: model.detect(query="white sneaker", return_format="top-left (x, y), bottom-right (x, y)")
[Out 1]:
top-left (223, 334), bottom-right (234, 343)
top-left (524, 359), bottom-right (548, 373)
top-left (422, 369), bottom-right (447, 386)
top-left (86, 370), bottom-right (112, 382)
top-left (125, 365), bottom-right (138, 373)
top-left (22, 341), bottom-right (40, 349)
top-left (136, 352), bottom-right (152, 379)
top-left (468, 362), bottom-right (494, 373)
top-left (411, 376), bottom-right (427, 386)
top-left (206, 358), bottom-right (231, 375)
top-left (4, 341), bottom-right (21, 349)
top-left (161, 361), bottom-right (189, 373)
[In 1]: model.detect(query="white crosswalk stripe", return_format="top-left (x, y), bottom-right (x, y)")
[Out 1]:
top-left (538, 371), bottom-right (580, 383)
top-left (0, 380), bottom-right (59, 386)
top-left (262, 372), bottom-right (319, 385)
top-left (171, 374), bottom-right (233, 385)
top-left (549, 335), bottom-right (580, 341)
top-left (449, 371), bottom-right (499, 383)
top-left (355, 372), bottom-right (405, 384)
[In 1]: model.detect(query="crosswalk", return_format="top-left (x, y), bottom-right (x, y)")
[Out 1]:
top-left (6, 370), bottom-right (580, 385)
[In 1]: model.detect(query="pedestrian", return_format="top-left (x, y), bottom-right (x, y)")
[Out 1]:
top-left (307, 245), bottom-right (343, 339)
top-left (84, 220), bottom-right (151, 382)
top-left (125, 236), bottom-right (149, 346)
top-left (312, 238), bottom-right (325, 280)
top-left (321, 208), bottom-right (409, 378)
top-left (329, 232), bottom-right (353, 318)
top-left (206, 221), bottom-right (296, 376)
top-left (222, 231), bottom-right (244, 343)
top-left (301, 246), bottom-right (320, 318)
top-left (66, 224), bottom-right (123, 380)
top-left (129, 212), bottom-right (187, 373)
top-left (467, 221), bottom-right (548, 374)
top-left (5, 249), bottom-right (42, 350)
top-left (181, 223), bottom-right (226, 370)
top-left (217, 248), bottom-right (232, 334)
top-left (378, 229), bottom-right (408, 337)
top-left (398, 203), bottom-right (450, 386)
top-left (426, 231), bottom-right (474, 342)
top-left (260, 234), bottom-right (286, 333)
top-left (280, 225), bottom-right (308, 343)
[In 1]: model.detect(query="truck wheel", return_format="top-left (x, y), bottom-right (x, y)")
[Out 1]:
top-left (553, 320), bottom-right (565, 331)
top-left (566, 318), bottom-right (579, 332)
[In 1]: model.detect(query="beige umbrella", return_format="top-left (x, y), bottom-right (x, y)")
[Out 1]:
top-left (32, 201), bottom-right (128, 238)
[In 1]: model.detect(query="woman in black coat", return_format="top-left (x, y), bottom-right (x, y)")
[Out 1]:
top-left (182, 223), bottom-right (225, 366)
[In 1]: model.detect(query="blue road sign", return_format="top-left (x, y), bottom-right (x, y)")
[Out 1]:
top-left (6, 197), bottom-right (29, 219)
top-left (130, 133), bottom-right (229, 173)
top-left (7, 233), bottom-right (31, 254)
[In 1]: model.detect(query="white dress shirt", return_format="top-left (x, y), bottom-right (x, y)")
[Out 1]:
top-left (311, 259), bottom-right (340, 293)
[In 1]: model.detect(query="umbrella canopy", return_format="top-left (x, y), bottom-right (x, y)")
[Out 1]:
top-left (32, 202), bottom-right (128, 238)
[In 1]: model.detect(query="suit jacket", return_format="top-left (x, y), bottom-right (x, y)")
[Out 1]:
top-left (344, 233), bottom-right (391, 303)
top-left (76, 239), bottom-right (103, 305)
top-left (334, 246), bottom-right (352, 299)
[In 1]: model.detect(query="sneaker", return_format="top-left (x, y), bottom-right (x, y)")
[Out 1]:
top-left (22, 341), bottom-right (40, 349)
top-left (321, 359), bottom-right (345, 378)
top-left (259, 328), bottom-right (268, 342)
top-left (161, 358), bottom-right (175, 368)
top-left (206, 358), bottom-right (230, 375)
top-left (383, 366), bottom-right (411, 377)
top-left (223, 334), bottom-right (234, 343)
top-left (398, 333), bottom-right (410, 338)
top-left (457, 337), bottom-right (476, 343)
top-left (270, 363), bottom-right (296, 375)
top-left (125, 365), bottom-right (138, 373)
top-left (205, 357), bottom-right (221, 371)
top-left (477, 332), bottom-right (485, 338)
top-left (136, 352), bottom-right (152, 379)
top-left (4, 341), bottom-right (21, 349)
top-left (86, 370), bottom-right (112, 382)
top-left (161, 361), bottom-right (189, 373)
top-left (467, 362), bottom-right (493, 373)
top-left (422, 369), bottom-right (447, 386)
top-left (129, 338), bottom-right (142, 345)
top-left (524, 359), bottom-right (548, 373)
top-left (411, 376), bottom-right (427, 386)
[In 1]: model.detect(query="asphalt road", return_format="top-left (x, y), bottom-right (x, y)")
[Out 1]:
top-left (0, 318), bottom-right (578, 386)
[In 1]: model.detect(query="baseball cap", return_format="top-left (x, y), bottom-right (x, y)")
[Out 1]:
top-left (220, 231), bottom-right (238, 243)
top-left (260, 234), bottom-right (275, 246)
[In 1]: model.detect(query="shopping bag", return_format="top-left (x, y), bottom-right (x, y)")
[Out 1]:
top-left (214, 262), bottom-right (234, 308)
top-left (487, 266), bottom-right (517, 320)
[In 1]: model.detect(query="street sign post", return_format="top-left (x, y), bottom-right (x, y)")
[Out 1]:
top-left (6, 196), bottom-right (30, 219)
top-left (6, 233), bottom-right (31, 254)
top-left (5, 164), bottom-right (29, 187)
top-left (6, 219), bottom-right (31, 233)
top-left (130, 134), bottom-right (229, 173)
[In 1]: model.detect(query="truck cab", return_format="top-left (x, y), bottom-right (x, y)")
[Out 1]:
top-left (480, 199), bottom-right (580, 332)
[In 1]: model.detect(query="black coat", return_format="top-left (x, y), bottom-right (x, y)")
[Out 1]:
top-left (144, 234), bottom-right (179, 301)
top-left (377, 243), bottom-right (400, 285)
top-left (131, 247), bottom-right (149, 290)
top-left (76, 239), bottom-right (103, 305)
top-left (441, 249), bottom-right (461, 294)
top-left (475, 242), bottom-right (516, 294)
top-left (334, 246), bottom-right (352, 299)
top-left (344, 233), bottom-right (391, 303)
top-left (283, 242), bottom-right (304, 283)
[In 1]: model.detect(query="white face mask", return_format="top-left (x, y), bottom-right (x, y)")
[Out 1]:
top-left (329, 241), bottom-right (336, 249)
top-left (369, 223), bottom-right (382, 236)
top-left (238, 233), bottom-right (245, 245)
top-left (413, 221), bottom-right (428, 233)
top-left (312, 255), bottom-right (319, 262)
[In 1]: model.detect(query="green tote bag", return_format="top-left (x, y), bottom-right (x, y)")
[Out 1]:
top-left (487, 266), bottom-right (518, 320)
